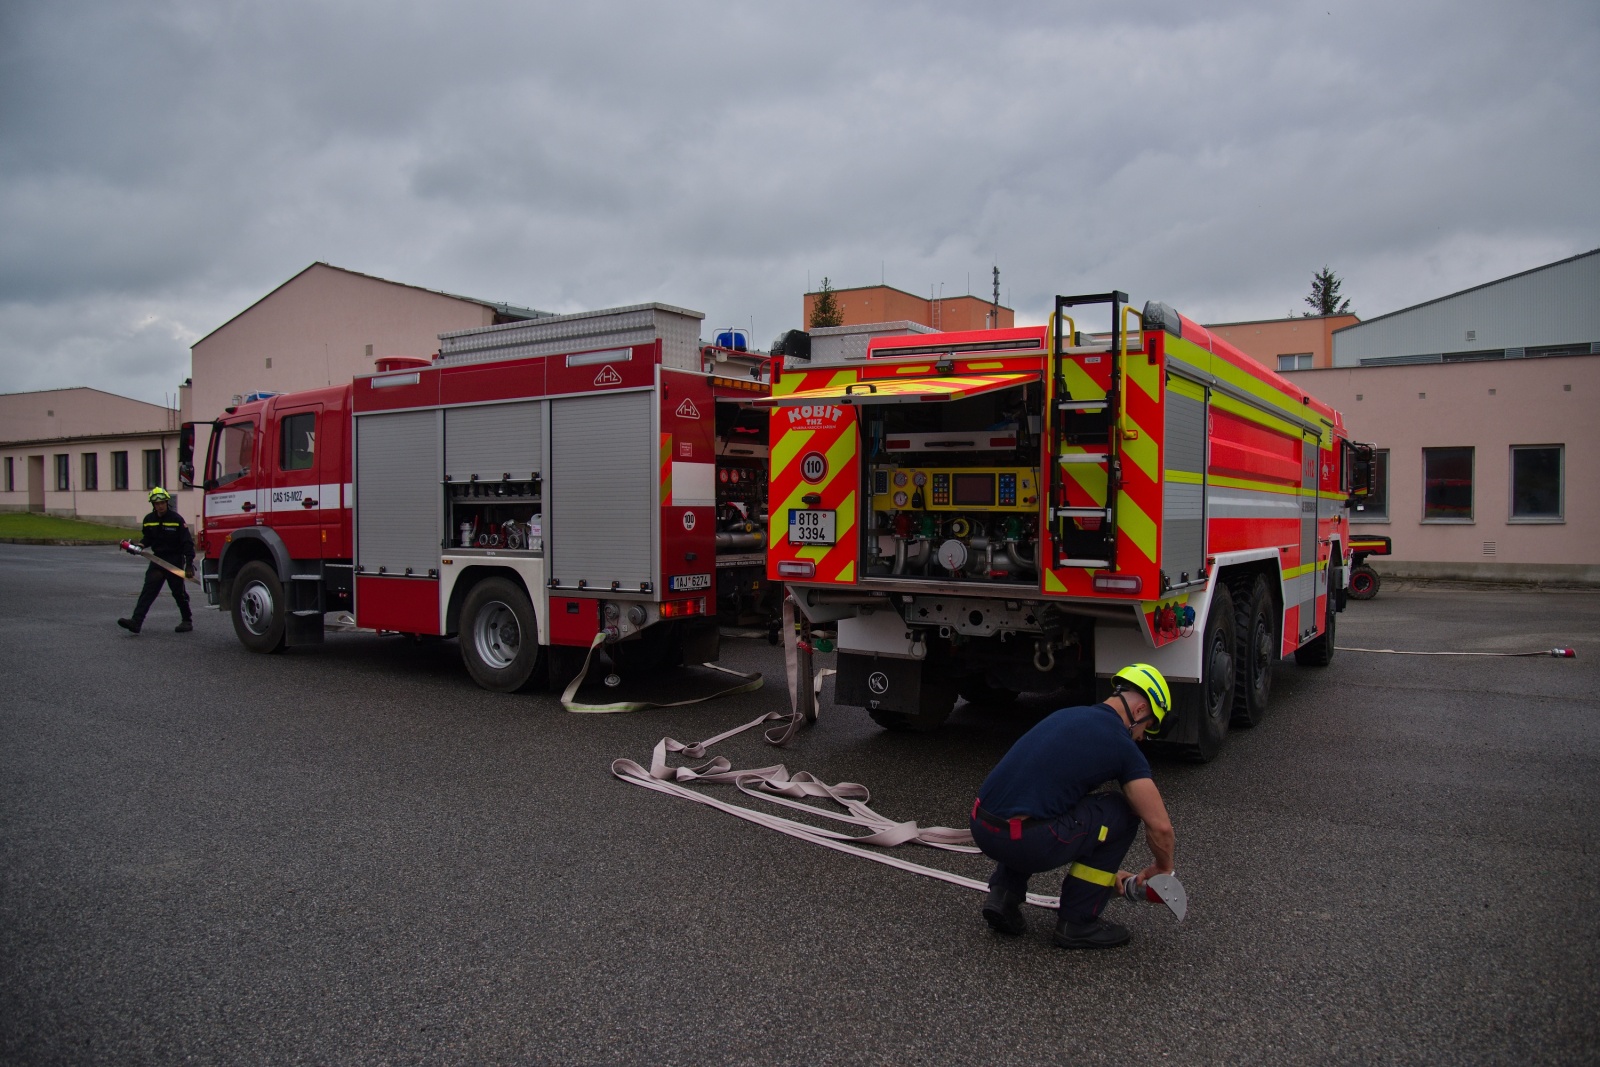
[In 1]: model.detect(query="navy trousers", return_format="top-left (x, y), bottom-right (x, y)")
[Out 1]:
top-left (133, 561), bottom-right (191, 623)
top-left (970, 791), bottom-right (1141, 924)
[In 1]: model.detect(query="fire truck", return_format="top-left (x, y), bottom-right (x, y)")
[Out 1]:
top-left (179, 303), bottom-right (774, 692)
top-left (765, 292), bottom-right (1374, 760)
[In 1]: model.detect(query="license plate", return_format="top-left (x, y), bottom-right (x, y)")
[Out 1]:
top-left (788, 509), bottom-right (836, 545)
top-left (668, 573), bottom-right (711, 592)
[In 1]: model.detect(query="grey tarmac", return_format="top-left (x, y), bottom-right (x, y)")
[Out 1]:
top-left (2, 543), bottom-right (1597, 1065)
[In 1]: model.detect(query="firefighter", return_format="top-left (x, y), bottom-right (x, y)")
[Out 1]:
top-left (969, 663), bottom-right (1177, 949)
top-left (117, 487), bottom-right (195, 635)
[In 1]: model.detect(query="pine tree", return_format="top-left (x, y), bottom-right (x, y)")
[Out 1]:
top-left (809, 277), bottom-right (844, 329)
top-left (1304, 267), bottom-right (1352, 317)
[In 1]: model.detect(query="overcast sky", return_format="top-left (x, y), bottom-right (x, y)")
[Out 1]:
top-left (2, 0), bottom-right (1596, 406)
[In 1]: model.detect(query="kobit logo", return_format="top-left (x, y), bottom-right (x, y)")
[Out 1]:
top-left (785, 403), bottom-right (845, 427)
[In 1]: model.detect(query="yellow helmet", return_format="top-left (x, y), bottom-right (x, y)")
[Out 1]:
top-left (148, 487), bottom-right (172, 503)
top-left (1113, 663), bottom-right (1172, 734)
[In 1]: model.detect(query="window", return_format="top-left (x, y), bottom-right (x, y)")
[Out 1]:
top-left (54, 454), bottom-right (70, 490)
top-left (4, 457), bottom-right (12, 493)
top-left (1352, 449), bottom-right (1388, 522)
top-left (1277, 353), bottom-right (1313, 372)
top-left (82, 453), bottom-right (98, 491)
top-left (1510, 446), bottom-right (1563, 522)
top-left (112, 451), bottom-right (129, 490)
top-left (279, 412), bottom-right (316, 471)
top-left (143, 449), bottom-right (162, 490)
top-left (210, 422), bottom-right (255, 488)
top-left (1422, 447), bottom-right (1473, 522)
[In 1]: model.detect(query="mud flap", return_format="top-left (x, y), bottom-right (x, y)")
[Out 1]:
top-left (836, 653), bottom-right (926, 714)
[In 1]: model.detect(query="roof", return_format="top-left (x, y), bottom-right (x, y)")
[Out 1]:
top-left (805, 282), bottom-right (1013, 309)
top-left (1331, 247), bottom-right (1600, 335)
top-left (0, 386), bottom-right (175, 407)
top-left (1205, 313), bottom-right (1359, 328)
top-left (1, 428), bottom-right (178, 448)
top-left (191, 262), bottom-right (554, 348)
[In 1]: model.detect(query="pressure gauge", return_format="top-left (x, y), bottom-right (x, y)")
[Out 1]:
top-left (912, 471), bottom-right (927, 488)
top-left (893, 491), bottom-right (909, 508)
top-left (893, 470), bottom-right (909, 488)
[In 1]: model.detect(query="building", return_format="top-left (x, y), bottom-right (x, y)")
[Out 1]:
top-left (1206, 313), bottom-right (1359, 371)
top-left (1332, 248), bottom-right (1599, 366)
top-left (189, 262), bottom-right (550, 428)
top-left (802, 283), bottom-right (1014, 332)
top-left (1283, 247), bottom-right (1600, 585)
top-left (0, 388), bottom-right (181, 526)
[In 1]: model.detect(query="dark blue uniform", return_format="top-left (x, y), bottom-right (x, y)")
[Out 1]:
top-left (970, 704), bottom-right (1150, 923)
top-left (130, 508), bottom-right (194, 626)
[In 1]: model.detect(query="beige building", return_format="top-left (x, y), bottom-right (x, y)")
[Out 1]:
top-left (803, 283), bottom-right (1014, 332)
top-left (1286, 354), bottom-right (1598, 583)
top-left (189, 262), bottom-right (548, 428)
top-left (0, 388), bottom-right (181, 526)
top-left (1206, 314), bottom-right (1360, 371)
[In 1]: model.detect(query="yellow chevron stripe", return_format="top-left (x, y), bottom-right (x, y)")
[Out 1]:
top-left (1122, 422), bottom-right (1158, 482)
top-left (834, 560), bottom-right (855, 581)
top-left (1044, 567), bottom-right (1068, 593)
top-left (1060, 357), bottom-right (1106, 401)
top-left (770, 426), bottom-right (814, 481)
top-left (1117, 490), bottom-right (1157, 563)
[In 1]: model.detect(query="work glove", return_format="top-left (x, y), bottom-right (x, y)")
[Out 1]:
top-left (186, 565), bottom-right (196, 579)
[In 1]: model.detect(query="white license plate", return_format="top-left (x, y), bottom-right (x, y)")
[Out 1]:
top-left (669, 573), bottom-right (711, 592)
top-left (788, 509), bottom-right (836, 545)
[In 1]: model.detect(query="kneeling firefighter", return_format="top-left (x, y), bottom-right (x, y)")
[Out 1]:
top-left (969, 663), bottom-right (1177, 949)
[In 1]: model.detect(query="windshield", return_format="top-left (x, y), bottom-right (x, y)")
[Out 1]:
top-left (210, 421), bottom-right (256, 488)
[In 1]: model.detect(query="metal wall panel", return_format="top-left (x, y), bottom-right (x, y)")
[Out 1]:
top-left (1161, 382), bottom-right (1207, 581)
top-left (445, 401), bottom-right (542, 482)
top-left (548, 391), bottom-right (654, 588)
top-left (437, 303), bottom-right (705, 370)
top-left (355, 409), bottom-right (442, 574)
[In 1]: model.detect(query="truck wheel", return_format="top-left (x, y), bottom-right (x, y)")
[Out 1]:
top-left (1168, 583), bottom-right (1236, 762)
top-left (231, 561), bottom-right (287, 654)
top-left (1293, 590), bottom-right (1338, 667)
top-left (1231, 576), bottom-right (1275, 728)
top-left (956, 675), bottom-right (1018, 708)
top-left (1348, 564), bottom-right (1380, 601)
top-left (459, 578), bottom-right (543, 693)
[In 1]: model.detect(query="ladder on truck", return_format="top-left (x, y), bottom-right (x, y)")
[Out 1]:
top-left (1048, 291), bottom-right (1131, 572)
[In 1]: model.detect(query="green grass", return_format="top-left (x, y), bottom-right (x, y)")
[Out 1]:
top-left (0, 512), bottom-right (140, 542)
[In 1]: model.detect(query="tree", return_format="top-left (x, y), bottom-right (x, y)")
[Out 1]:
top-left (1304, 267), bottom-right (1352, 317)
top-left (809, 277), bottom-right (844, 329)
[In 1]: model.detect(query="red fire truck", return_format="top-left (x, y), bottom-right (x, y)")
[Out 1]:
top-left (179, 303), bottom-right (774, 692)
top-left (765, 292), bottom-right (1374, 760)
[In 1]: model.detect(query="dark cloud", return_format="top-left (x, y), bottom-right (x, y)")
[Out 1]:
top-left (2, 0), bottom-right (1596, 403)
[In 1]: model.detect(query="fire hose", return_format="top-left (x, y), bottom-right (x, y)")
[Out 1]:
top-left (559, 631), bottom-right (766, 715)
top-left (1337, 646), bottom-right (1575, 658)
top-left (117, 541), bottom-right (200, 585)
top-left (610, 710), bottom-right (1186, 919)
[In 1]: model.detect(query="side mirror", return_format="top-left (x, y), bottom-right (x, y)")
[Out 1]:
top-left (178, 423), bottom-right (197, 489)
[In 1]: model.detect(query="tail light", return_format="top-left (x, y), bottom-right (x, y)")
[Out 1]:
top-left (1093, 573), bottom-right (1142, 594)
top-left (659, 598), bottom-right (706, 619)
top-left (777, 560), bottom-right (816, 578)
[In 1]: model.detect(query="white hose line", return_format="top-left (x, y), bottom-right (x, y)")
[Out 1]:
top-left (561, 632), bottom-right (765, 714)
top-left (611, 711), bottom-right (1063, 910)
top-left (1337, 646), bottom-right (1575, 658)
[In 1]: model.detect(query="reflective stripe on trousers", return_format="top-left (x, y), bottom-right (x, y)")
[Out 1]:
top-left (969, 791), bottom-right (1141, 923)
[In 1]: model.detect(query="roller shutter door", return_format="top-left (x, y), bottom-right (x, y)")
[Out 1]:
top-left (548, 391), bottom-right (654, 589)
top-left (355, 409), bottom-right (443, 575)
top-left (446, 401), bottom-right (543, 482)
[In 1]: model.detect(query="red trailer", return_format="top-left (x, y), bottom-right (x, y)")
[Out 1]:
top-left (181, 303), bottom-right (773, 691)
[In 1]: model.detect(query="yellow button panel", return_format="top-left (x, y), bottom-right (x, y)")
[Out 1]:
top-left (870, 466), bottom-right (1040, 512)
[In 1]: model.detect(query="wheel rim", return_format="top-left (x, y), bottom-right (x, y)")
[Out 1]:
top-left (1207, 628), bottom-right (1234, 722)
top-left (1351, 572), bottom-right (1374, 595)
top-left (1251, 616), bottom-right (1273, 691)
top-left (239, 581), bottom-right (275, 636)
top-left (472, 601), bottom-right (521, 670)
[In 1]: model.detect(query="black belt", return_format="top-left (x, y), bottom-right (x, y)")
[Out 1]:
top-left (971, 798), bottom-right (1036, 840)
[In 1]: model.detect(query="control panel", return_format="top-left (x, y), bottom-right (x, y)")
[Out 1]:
top-left (870, 466), bottom-right (1040, 513)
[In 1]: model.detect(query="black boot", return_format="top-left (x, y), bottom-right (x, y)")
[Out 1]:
top-left (982, 887), bottom-right (1027, 936)
top-left (117, 618), bottom-right (141, 634)
top-left (174, 619), bottom-right (193, 633)
top-left (1054, 913), bottom-right (1130, 950)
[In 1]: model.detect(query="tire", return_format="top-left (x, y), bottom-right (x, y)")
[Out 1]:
top-left (956, 674), bottom-right (1019, 708)
top-left (1168, 583), bottom-right (1237, 762)
top-left (1231, 575), bottom-right (1275, 728)
top-left (546, 644), bottom-right (590, 693)
top-left (1348, 564), bottom-right (1380, 601)
top-left (231, 561), bottom-right (287, 653)
top-left (1294, 587), bottom-right (1338, 667)
top-left (459, 578), bottom-right (544, 693)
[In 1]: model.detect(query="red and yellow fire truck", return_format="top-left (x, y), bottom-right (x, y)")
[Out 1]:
top-left (764, 292), bottom-right (1373, 759)
top-left (180, 304), bottom-right (773, 692)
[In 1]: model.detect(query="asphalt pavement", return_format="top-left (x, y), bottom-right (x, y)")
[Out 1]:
top-left (2, 543), bottom-right (1597, 1065)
